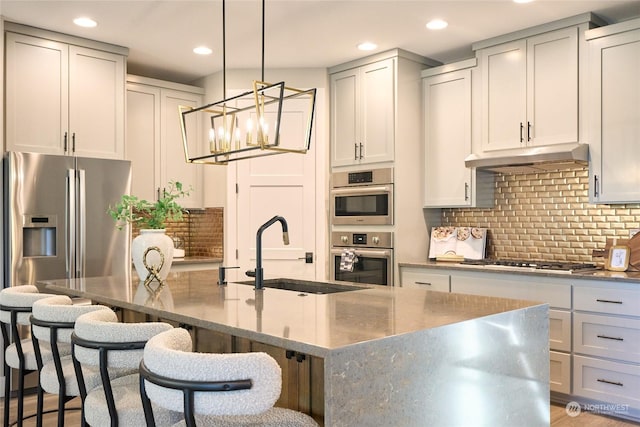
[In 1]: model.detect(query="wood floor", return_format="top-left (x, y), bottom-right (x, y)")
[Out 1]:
top-left (2, 393), bottom-right (640, 426)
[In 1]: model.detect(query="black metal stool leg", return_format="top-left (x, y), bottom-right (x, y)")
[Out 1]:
top-left (16, 363), bottom-right (25, 427)
top-left (4, 362), bottom-right (11, 427)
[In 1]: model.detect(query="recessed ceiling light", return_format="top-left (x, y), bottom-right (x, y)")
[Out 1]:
top-left (426, 19), bottom-right (448, 30)
top-left (357, 42), bottom-right (378, 51)
top-left (193, 46), bottom-right (213, 55)
top-left (73, 17), bottom-right (97, 28)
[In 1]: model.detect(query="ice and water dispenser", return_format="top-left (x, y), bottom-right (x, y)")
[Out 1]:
top-left (22, 215), bottom-right (57, 257)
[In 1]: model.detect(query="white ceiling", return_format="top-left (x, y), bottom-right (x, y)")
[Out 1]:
top-left (2, 0), bottom-right (639, 84)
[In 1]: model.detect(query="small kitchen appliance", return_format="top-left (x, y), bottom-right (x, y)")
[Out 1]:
top-left (330, 168), bottom-right (393, 225)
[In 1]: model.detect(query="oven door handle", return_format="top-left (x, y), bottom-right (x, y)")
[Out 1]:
top-left (330, 185), bottom-right (392, 195)
top-left (331, 248), bottom-right (392, 258)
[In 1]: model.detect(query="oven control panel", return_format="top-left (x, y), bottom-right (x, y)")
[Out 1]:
top-left (332, 231), bottom-right (392, 248)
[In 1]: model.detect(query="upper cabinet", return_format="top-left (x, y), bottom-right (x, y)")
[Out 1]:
top-left (330, 58), bottom-right (395, 167)
top-left (4, 25), bottom-right (126, 159)
top-left (477, 27), bottom-right (579, 151)
top-left (586, 18), bottom-right (640, 204)
top-left (329, 50), bottom-right (441, 169)
top-left (126, 76), bottom-right (204, 209)
top-left (473, 14), bottom-right (605, 154)
top-left (422, 60), bottom-right (493, 208)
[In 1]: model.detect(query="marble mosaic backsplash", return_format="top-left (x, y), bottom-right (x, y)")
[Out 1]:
top-left (441, 166), bottom-right (640, 263)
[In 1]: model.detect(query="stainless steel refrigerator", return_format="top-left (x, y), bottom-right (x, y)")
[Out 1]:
top-left (3, 151), bottom-right (132, 287)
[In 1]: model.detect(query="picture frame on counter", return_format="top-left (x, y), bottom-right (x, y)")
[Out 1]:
top-left (607, 245), bottom-right (630, 271)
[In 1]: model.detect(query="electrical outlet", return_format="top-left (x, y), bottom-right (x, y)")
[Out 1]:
top-left (629, 229), bottom-right (640, 238)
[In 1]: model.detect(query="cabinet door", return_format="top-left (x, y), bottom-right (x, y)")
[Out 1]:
top-left (589, 28), bottom-right (640, 203)
top-left (5, 32), bottom-right (69, 155)
top-left (526, 27), bottom-right (578, 146)
top-left (360, 58), bottom-right (395, 164)
top-left (69, 46), bottom-right (125, 159)
top-left (480, 40), bottom-right (526, 151)
top-left (423, 69), bottom-right (472, 207)
top-left (126, 83), bottom-right (161, 201)
top-left (161, 89), bottom-right (203, 208)
top-left (330, 69), bottom-right (359, 167)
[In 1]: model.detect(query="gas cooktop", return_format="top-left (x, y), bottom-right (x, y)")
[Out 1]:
top-left (459, 259), bottom-right (598, 274)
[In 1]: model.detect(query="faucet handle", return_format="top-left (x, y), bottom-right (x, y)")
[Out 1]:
top-left (218, 266), bottom-right (240, 286)
top-left (245, 269), bottom-right (256, 278)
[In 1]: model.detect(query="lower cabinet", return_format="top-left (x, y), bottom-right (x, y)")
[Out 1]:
top-left (550, 350), bottom-right (571, 394)
top-left (572, 283), bottom-right (640, 419)
top-left (399, 266), bottom-right (450, 292)
top-left (235, 337), bottom-right (324, 421)
top-left (118, 306), bottom-right (324, 422)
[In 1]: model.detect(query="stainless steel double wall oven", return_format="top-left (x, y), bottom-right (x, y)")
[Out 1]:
top-left (330, 167), bottom-right (394, 286)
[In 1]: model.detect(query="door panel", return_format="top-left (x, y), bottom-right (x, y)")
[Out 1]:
top-left (237, 99), bottom-right (316, 281)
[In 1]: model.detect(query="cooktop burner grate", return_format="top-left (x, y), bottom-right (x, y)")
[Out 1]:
top-left (460, 259), bottom-right (597, 272)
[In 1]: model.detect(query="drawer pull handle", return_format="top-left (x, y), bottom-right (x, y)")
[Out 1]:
top-left (597, 334), bottom-right (624, 341)
top-left (596, 299), bottom-right (623, 304)
top-left (597, 379), bottom-right (623, 387)
top-left (415, 282), bottom-right (432, 286)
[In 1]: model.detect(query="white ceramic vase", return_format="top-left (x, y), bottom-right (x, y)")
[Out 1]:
top-left (131, 229), bottom-right (174, 281)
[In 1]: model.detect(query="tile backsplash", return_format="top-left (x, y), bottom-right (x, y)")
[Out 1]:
top-left (441, 166), bottom-right (640, 262)
top-left (133, 207), bottom-right (223, 258)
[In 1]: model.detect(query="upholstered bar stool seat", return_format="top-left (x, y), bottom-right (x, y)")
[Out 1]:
top-left (0, 285), bottom-right (63, 427)
top-left (72, 308), bottom-right (178, 426)
top-left (140, 328), bottom-right (318, 427)
top-left (31, 296), bottom-right (122, 426)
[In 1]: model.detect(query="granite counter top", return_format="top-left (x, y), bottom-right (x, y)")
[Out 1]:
top-left (400, 260), bottom-right (640, 283)
top-left (38, 269), bottom-right (541, 358)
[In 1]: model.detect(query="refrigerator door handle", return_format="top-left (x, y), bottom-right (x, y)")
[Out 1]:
top-left (66, 169), bottom-right (76, 279)
top-left (77, 168), bottom-right (86, 278)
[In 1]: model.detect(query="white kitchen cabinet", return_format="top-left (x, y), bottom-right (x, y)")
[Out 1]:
top-left (399, 266), bottom-right (449, 292)
top-left (330, 58), bottom-right (395, 166)
top-left (421, 61), bottom-right (493, 208)
top-left (586, 18), bottom-right (640, 204)
top-left (5, 28), bottom-right (126, 158)
top-left (126, 76), bottom-right (204, 208)
top-left (477, 26), bottom-right (580, 151)
top-left (573, 282), bottom-right (640, 418)
top-left (550, 351), bottom-right (571, 395)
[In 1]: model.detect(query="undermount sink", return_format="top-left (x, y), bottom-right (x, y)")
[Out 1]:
top-left (237, 278), bottom-right (367, 294)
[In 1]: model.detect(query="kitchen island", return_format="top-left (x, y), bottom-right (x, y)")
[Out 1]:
top-left (38, 270), bottom-right (550, 426)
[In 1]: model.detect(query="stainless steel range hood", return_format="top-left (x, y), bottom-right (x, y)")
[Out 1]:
top-left (464, 143), bottom-right (588, 173)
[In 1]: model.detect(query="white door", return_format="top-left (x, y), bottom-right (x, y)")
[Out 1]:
top-left (234, 98), bottom-right (317, 282)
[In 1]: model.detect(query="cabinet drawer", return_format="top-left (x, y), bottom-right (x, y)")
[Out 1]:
top-left (450, 274), bottom-right (571, 308)
top-left (550, 350), bottom-right (571, 394)
top-left (574, 286), bottom-right (640, 317)
top-left (574, 312), bottom-right (640, 363)
top-left (550, 309), bottom-right (571, 352)
top-left (574, 355), bottom-right (640, 409)
top-left (400, 268), bottom-right (450, 292)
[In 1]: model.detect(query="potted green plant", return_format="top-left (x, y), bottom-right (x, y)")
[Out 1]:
top-left (108, 181), bottom-right (191, 281)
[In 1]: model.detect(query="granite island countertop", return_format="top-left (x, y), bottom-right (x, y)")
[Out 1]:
top-left (38, 269), bottom-right (542, 358)
top-left (37, 269), bottom-right (550, 426)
